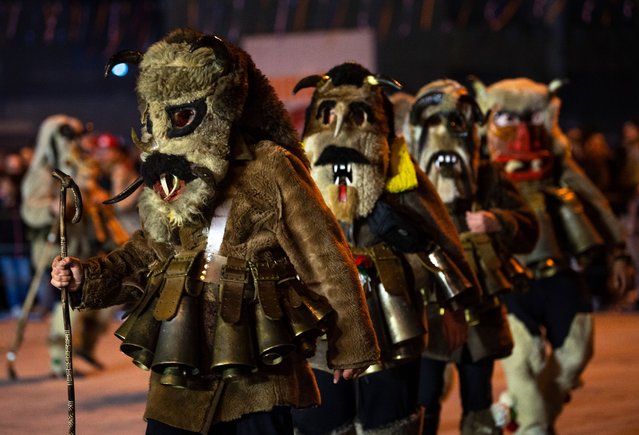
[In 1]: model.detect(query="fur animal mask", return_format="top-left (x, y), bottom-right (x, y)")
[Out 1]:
top-left (409, 79), bottom-right (483, 204)
top-left (293, 62), bottom-right (401, 222)
top-left (471, 77), bottom-right (568, 182)
top-left (105, 28), bottom-right (302, 242)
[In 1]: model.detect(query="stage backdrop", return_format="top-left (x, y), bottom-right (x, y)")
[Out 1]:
top-left (241, 28), bottom-right (376, 134)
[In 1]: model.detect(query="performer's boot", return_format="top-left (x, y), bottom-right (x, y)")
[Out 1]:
top-left (460, 409), bottom-right (501, 435)
top-left (73, 308), bottom-right (110, 369)
top-left (294, 422), bottom-right (357, 435)
top-left (500, 314), bottom-right (548, 435)
top-left (540, 313), bottom-right (594, 430)
top-left (422, 405), bottom-right (440, 435)
top-left (357, 407), bottom-right (424, 435)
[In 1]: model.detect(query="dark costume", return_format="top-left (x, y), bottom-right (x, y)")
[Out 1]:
top-left (407, 79), bottom-right (538, 434)
top-left (58, 29), bottom-right (379, 434)
top-left (290, 64), bottom-right (481, 434)
top-left (472, 77), bottom-right (633, 434)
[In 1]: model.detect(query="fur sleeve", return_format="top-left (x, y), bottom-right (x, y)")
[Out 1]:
top-left (78, 230), bottom-right (159, 309)
top-left (479, 163), bottom-right (539, 254)
top-left (270, 147), bottom-right (380, 370)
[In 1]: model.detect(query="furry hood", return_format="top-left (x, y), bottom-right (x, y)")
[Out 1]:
top-left (293, 62), bottom-right (406, 223)
top-left (409, 79), bottom-right (483, 203)
top-left (105, 28), bottom-right (305, 242)
top-left (471, 76), bottom-right (569, 156)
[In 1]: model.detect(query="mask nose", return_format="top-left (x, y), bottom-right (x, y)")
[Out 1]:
top-left (508, 123), bottom-right (531, 153)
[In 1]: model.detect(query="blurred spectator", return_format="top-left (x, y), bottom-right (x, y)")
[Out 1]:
top-left (0, 152), bottom-right (31, 318)
top-left (82, 132), bottom-right (141, 235)
top-left (614, 119), bottom-right (639, 309)
top-left (576, 131), bottom-right (614, 194)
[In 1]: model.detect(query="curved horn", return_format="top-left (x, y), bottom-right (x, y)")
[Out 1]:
top-left (292, 75), bottom-right (326, 94)
top-left (104, 50), bottom-right (143, 78)
top-left (103, 177), bottom-right (144, 205)
top-left (368, 74), bottom-right (403, 91)
top-left (409, 91), bottom-right (444, 125)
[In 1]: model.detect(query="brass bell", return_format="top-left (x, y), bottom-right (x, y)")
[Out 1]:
top-left (421, 247), bottom-right (473, 311)
top-left (376, 282), bottom-right (425, 345)
top-left (151, 294), bottom-right (201, 388)
top-left (555, 188), bottom-right (604, 257)
top-left (210, 304), bottom-right (258, 376)
top-left (119, 302), bottom-right (161, 371)
top-left (253, 301), bottom-right (295, 366)
top-left (281, 298), bottom-right (324, 358)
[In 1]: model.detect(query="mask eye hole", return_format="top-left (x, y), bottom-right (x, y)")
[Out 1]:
top-left (170, 108), bottom-right (196, 129)
top-left (348, 102), bottom-right (374, 127)
top-left (317, 100), bottom-right (336, 125)
top-left (350, 107), bottom-right (366, 126)
top-left (493, 111), bottom-right (519, 127)
top-left (530, 111), bottom-right (545, 126)
top-left (165, 98), bottom-right (207, 138)
top-left (145, 115), bottom-right (153, 134)
top-left (425, 114), bottom-right (442, 128)
top-left (448, 113), bottom-right (467, 133)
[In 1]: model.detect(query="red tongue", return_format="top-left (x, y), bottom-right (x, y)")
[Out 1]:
top-left (338, 184), bottom-right (348, 203)
top-left (153, 178), bottom-right (186, 202)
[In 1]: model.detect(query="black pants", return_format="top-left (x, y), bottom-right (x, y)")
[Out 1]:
top-left (292, 360), bottom-right (421, 434)
top-left (146, 406), bottom-right (293, 435)
top-left (504, 269), bottom-right (590, 349)
top-left (418, 355), bottom-right (494, 435)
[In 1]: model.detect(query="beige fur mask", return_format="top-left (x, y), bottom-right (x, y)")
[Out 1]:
top-left (294, 63), bottom-right (400, 222)
top-left (409, 79), bottom-right (483, 203)
top-left (105, 29), bottom-right (303, 243)
top-left (471, 77), bottom-right (568, 182)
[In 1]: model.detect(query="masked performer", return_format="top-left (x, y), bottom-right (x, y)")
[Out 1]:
top-left (471, 77), bottom-right (634, 434)
top-left (290, 63), bottom-right (481, 435)
top-left (51, 29), bottom-right (379, 435)
top-left (407, 79), bottom-right (538, 434)
top-left (20, 114), bottom-right (115, 374)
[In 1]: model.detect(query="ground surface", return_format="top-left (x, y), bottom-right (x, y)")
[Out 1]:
top-left (0, 312), bottom-right (638, 434)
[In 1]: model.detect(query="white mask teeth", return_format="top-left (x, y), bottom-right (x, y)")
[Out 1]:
top-left (531, 158), bottom-right (542, 171)
top-left (505, 160), bottom-right (524, 173)
top-left (160, 174), bottom-right (179, 197)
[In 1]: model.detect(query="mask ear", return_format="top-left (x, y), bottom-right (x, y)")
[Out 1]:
top-left (548, 78), bottom-right (568, 98)
top-left (458, 95), bottom-right (485, 125)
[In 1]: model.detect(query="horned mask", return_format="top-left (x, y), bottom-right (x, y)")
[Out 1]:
top-left (293, 63), bottom-right (401, 223)
top-left (409, 79), bottom-right (483, 204)
top-left (104, 28), bottom-right (301, 242)
top-left (471, 77), bottom-right (568, 182)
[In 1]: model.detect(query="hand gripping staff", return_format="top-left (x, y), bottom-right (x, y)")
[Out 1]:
top-left (52, 169), bottom-right (83, 435)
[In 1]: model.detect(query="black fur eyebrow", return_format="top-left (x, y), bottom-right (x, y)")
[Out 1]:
top-left (314, 145), bottom-right (371, 166)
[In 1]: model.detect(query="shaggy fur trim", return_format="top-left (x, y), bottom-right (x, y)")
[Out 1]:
top-left (356, 407), bottom-right (424, 434)
top-left (138, 179), bottom-right (212, 243)
top-left (295, 421), bottom-right (357, 435)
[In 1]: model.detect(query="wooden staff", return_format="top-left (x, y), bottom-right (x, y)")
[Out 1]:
top-left (52, 169), bottom-right (83, 435)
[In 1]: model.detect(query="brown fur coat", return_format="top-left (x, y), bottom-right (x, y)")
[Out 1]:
top-left (75, 141), bottom-right (379, 432)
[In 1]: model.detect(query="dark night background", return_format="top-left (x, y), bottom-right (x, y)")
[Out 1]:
top-left (1, 0), bottom-right (638, 152)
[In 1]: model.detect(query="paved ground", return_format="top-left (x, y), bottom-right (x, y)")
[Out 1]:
top-left (0, 311), bottom-right (638, 434)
